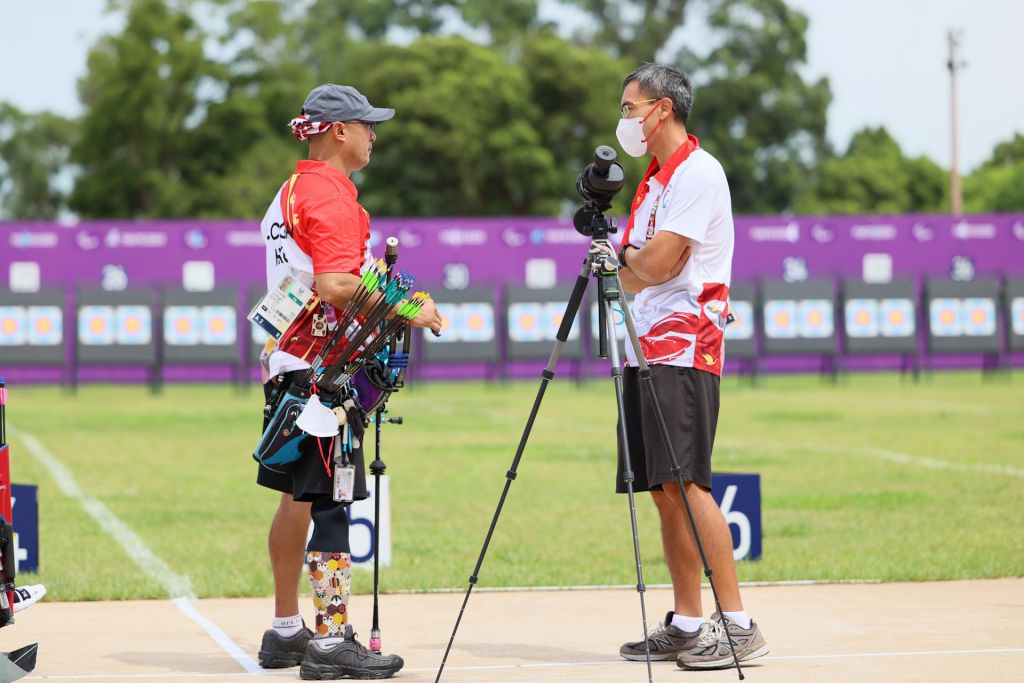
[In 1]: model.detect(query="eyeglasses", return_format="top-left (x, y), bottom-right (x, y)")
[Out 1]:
top-left (347, 120), bottom-right (377, 133)
top-left (620, 98), bottom-right (659, 118)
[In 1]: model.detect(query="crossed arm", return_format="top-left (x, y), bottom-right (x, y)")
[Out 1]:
top-left (619, 231), bottom-right (693, 294)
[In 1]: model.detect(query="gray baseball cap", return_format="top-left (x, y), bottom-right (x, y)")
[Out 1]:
top-left (302, 84), bottom-right (395, 123)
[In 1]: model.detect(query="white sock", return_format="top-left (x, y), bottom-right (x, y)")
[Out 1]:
top-left (722, 610), bottom-right (751, 629)
top-left (670, 613), bottom-right (705, 633)
top-left (272, 614), bottom-right (303, 637)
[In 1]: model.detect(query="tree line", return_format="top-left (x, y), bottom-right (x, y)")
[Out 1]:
top-left (1, 0), bottom-right (1021, 221)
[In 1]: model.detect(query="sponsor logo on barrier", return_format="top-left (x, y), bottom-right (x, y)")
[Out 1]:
top-left (438, 228), bottom-right (488, 246)
top-left (912, 222), bottom-right (935, 242)
top-left (397, 228), bottom-right (422, 247)
top-left (502, 228), bottom-right (528, 247)
top-left (226, 230), bottom-right (263, 247)
top-left (184, 228), bottom-right (209, 250)
top-left (1014, 222), bottom-right (1024, 242)
top-left (104, 228), bottom-right (168, 248)
top-left (536, 228), bottom-right (588, 245)
top-left (952, 221), bottom-right (996, 240)
top-left (749, 222), bottom-right (799, 243)
top-left (811, 223), bottom-right (833, 243)
top-left (76, 229), bottom-right (101, 250)
top-left (851, 224), bottom-right (897, 241)
top-left (9, 231), bottom-right (58, 249)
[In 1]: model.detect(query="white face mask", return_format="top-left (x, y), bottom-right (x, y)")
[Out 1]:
top-left (616, 116), bottom-right (648, 157)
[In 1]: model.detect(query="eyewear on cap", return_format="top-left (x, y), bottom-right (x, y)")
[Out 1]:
top-left (620, 98), bottom-right (661, 118)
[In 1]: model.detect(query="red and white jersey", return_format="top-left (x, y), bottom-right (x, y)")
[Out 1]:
top-left (621, 135), bottom-right (734, 376)
top-left (259, 161), bottom-right (375, 380)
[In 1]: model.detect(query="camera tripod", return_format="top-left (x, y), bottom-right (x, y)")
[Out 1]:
top-left (434, 214), bottom-right (745, 682)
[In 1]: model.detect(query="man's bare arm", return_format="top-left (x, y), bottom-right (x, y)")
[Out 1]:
top-left (624, 231), bottom-right (693, 285)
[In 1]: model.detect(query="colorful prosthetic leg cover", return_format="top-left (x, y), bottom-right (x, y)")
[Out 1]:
top-left (307, 551), bottom-right (351, 637)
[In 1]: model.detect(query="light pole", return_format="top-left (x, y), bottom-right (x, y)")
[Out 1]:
top-left (947, 30), bottom-right (964, 215)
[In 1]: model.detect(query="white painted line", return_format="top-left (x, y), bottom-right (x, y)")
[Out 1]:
top-left (764, 647), bottom-right (1024, 661)
top-left (172, 597), bottom-right (265, 675)
top-left (857, 446), bottom-right (1024, 478)
top-left (22, 647), bottom-right (1024, 680)
top-left (721, 438), bottom-right (1024, 479)
top-left (14, 429), bottom-right (263, 676)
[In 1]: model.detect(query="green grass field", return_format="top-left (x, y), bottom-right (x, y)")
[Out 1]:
top-left (5, 371), bottom-right (1023, 601)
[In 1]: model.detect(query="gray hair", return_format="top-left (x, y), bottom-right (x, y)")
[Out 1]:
top-left (623, 63), bottom-right (693, 124)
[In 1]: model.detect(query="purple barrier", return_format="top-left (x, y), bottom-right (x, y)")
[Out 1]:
top-left (2, 215), bottom-right (1022, 384)
top-left (2, 214), bottom-right (1023, 288)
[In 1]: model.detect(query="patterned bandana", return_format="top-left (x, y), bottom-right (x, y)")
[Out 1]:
top-left (289, 115), bottom-right (333, 141)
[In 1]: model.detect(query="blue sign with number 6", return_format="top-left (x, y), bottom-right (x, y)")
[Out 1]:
top-left (711, 473), bottom-right (762, 561)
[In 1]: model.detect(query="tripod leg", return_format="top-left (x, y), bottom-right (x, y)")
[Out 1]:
top-left (604, 297), bottom-right (653, 683)
top-left (434, 265), bottom-right (592, 682)
top-left (370, 408), bottom-right (385, 653)
top-left (616, 286), bottom-right (745, 680)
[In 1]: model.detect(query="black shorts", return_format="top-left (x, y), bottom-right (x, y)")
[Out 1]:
top-left (615, 365), bottom-right (719, 493)
top-left (256, 370), bottom-right (368, 503)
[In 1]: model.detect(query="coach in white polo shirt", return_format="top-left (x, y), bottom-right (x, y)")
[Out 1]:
top-left (613, 63), bottom-right (769, 670)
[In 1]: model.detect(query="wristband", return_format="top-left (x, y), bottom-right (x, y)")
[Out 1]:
top-left (617, 243), bottom-right (632, 269)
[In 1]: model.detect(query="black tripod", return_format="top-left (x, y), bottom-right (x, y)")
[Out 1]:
top-left (434, 211), bottom-right (746, 681)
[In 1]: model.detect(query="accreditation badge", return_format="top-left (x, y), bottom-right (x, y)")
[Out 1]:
top-left (248, 269), bottom-right (316, 340)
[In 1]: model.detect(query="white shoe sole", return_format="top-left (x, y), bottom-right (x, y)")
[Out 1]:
top-left (678, 644), bottom-right (770, 669)
top-left (621, 650), bottom-right (682, 662)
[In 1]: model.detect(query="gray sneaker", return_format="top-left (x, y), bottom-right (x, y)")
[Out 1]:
top-left (676, 613), bottom-right (769, 670)
top-left (620, 611), bottom-right (703, 661)
top-left (300, 625), bottom-right (404, 680)
top-left (258, 623), bottom-right (314, 668)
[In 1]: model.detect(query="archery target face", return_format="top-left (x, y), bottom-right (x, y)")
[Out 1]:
top-left (1013, 297), bottom-right (1024, 337)
top-left (165, 306), bottom-right (201, 345)
top-left (427, 302), bottom-right (459, 343)
top-left (797, 300), bottom-right (833, 338)
top-left (508, 303), bottom-right (546, 342)
top-left (961, 298), bottom-right (996, 337)
top-left (202, 305), bottom-right (237, 345)
top-left (28, 306), bottom-right (62, 345)
top-left (845, 299), bottom-right (879, 338)
top-left (544, 302), bottom-right (578, 341)
top-left (879, 298), bottom-right (915, 338)
top-left (116, 305), bottom-right (152, 345)
top-left (724, 300), bottom-right (753, 341)
top-left (763, 300), bottom-right (797, 339)
top-left (459, 303), bottom-right (495, 343)
top-left (79, 305), bottom-right (116, 345)
top-left (929, 298), bottom-right (961, 337)
top-left (0, 307), bottom-right (27, 345)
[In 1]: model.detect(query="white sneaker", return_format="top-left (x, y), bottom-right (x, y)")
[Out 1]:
top-left (12, 584), bottom-right (46, 613)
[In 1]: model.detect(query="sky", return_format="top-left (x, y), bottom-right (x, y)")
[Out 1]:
top-left (2, 0), bottom-right (1022, 172)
